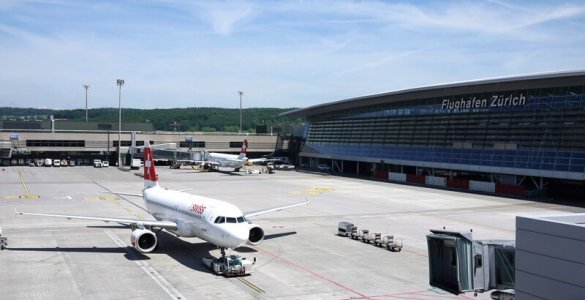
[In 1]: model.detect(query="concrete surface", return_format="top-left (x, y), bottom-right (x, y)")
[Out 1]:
top-left (1, 165), bottom-right (583, 299)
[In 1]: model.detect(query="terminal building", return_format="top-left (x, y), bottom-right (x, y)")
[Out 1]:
top-left (0, 120), bottom-right (280, 167)
top-left (283, 70), bottom-right (585, 198)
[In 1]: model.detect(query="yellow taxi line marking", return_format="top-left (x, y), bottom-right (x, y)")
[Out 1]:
top-left (291, 187), bottom-right (335, 196)
top-left (236, 277), bottom-right (265, 293)
top-left (4, 194), bottom-right (40, 200)
top-left (17, 168), bottom-right (30, 194)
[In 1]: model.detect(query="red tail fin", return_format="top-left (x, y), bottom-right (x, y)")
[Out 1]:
top-left (143, 141), bottom-right (158, 188)
top-left (240, 139), bottom-right (248, 155)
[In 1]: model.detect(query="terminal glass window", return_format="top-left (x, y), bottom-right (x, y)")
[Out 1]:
top-left (303, 84), bottom-right (585, 173)
top-left (26, 140), bottom-right (85, 147)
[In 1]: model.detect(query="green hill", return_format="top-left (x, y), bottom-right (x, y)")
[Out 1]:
top-left (0, 107), bottom-right (301, 133)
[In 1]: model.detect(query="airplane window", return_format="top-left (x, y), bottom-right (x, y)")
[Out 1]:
top-left (216, 216), bottom-right (225, 224)
top-left (226, 217), bottom-right (237, 223)
top-left (236, 216), bottom-right (245, 223)
top-left (214, 217), bottom-right (221, 223)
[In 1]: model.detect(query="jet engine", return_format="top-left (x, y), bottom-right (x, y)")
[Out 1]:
top-left (131, 229), bottom-right (157, 253)
top-left (247, 225), bottom-right (265, 245)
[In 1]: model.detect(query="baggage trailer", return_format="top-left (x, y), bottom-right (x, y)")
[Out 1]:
top-left (363, 232), bottom-right (382, 244)
top-left (359, 229), bottom-right (371, 242)
top-left (338, 221), bottom-right (403, 252)
top-left (350, 227), bottom-right (361, 240)
top-left (379, 235), bottom-right (402, 252)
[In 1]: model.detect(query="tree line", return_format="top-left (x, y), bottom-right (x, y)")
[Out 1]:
top-left (0, 107), bottom-right (302, 133)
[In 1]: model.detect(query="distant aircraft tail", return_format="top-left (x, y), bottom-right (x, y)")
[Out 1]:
top-left (237, 139), bottom-right (248, 159)
top-left (143, 141), bottom-right (159, 189)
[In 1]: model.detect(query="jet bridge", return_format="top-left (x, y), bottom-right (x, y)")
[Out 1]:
top-left (427, 229), bottom-right (515, 299)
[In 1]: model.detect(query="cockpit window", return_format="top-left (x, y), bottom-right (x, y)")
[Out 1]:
top-left (215, 216), bottom-right (245, 224)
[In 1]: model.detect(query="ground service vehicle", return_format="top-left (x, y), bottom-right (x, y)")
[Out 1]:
top-left (202, 255), bottom-right (255, 277)
top-left (339, 221), bottom-right (403, 252)
top-left (93, 159), bottom-right (102, 168)
top-left (131, 159), bottom-right (141, 170)
top-left (338, 222), bottom-right (356, 237)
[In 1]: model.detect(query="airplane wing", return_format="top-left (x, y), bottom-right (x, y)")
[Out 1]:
top-left (173, 159), bottom-right (202, 164)
top-left (244, 199), bottom-right (310, 218)
top-left (15, 209), bottom-right (178, 230)
top-left (184, 160), bottom-right (220, 166)
top-left (247, 158), bottom-right (266, 163)
top-left (247, 158), bottom-right (278, 163)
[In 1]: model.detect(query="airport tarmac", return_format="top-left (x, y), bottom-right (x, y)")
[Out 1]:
top-left (1, 165), bottom-right (583, 300)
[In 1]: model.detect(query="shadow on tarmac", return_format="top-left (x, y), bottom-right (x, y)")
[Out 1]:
top-left (6, 229), bottom-right (297, 274)
top-left (264, 231), bottom-right (297, 241)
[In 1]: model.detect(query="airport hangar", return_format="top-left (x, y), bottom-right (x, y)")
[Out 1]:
top-left (283, 70), bottom-right (585, 198)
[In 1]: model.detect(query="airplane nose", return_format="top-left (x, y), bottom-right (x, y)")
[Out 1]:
top-left (230, 226), bottom-right (249, 247)
top-left (236, 226), bottom-right (250, 242)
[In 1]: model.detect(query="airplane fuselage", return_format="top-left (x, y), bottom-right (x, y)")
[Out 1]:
top-left (143, 186), bottom-right (250, 249)
top-left (207, 152), bottom-right (247, 169)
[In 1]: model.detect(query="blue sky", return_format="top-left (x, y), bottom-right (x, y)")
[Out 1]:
top-left (0, 0), bottom-right (584, 109)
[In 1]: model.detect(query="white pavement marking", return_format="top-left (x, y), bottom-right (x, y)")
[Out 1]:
top-left (104, 230), bottom-right (187, 300)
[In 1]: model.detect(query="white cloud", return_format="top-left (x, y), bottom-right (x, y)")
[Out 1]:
top-left (0, 0), bottom-right (584, 109)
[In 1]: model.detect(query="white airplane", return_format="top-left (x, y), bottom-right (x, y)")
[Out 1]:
top-left (204, 139), bottom-right (249, 171)
top-left (16, 141), bottom-right (309, 260)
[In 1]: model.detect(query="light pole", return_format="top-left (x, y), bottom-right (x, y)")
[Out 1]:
top-left (83, 84), bottom-right (89, 122)
top-left (238, 90), bottom-right (244, 134)
top-left (117, 79), bottom-right (124, 167)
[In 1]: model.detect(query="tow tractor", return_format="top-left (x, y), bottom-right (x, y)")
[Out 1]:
top-left (202, 249), bottom-right (255, 277)
top-left (0, 227), bottom-right (7, 250)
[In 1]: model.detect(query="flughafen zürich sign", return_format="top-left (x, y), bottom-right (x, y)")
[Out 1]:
top-left (441, 94), bottom-right (527, 110)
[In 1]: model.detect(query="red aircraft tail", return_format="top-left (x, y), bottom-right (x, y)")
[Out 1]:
top-left (237, 139), bottom-right (248, 159)
top-left (143, 141), bottom-right (158, 188)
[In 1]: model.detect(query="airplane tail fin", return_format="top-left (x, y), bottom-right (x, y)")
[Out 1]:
top-left (237, 139), bottom-right (248, 159)
top-left (143, 140), bottom-right (159, 189)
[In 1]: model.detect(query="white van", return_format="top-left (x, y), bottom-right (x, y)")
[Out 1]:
top-left (44, 158), bottom-right (52, 167)
top-left (53, 159), bottom-right (61, 167)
